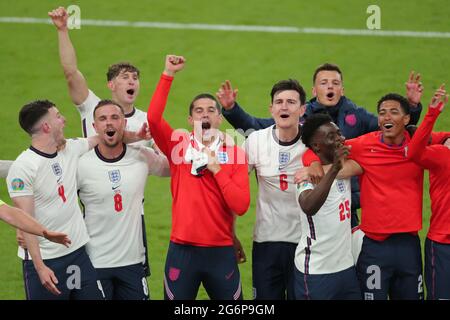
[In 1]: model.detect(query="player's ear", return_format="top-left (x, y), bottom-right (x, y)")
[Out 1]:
top-left (107, 80), bottom-right (114, 91)
top-left (41, 122), bottom-right (50, 134)
top-left (403, 114), bottom-right (411, 126)
top-left (300, 104), bottom-right (306, 117)
top-left (312, 86), bottom-right (317, 97)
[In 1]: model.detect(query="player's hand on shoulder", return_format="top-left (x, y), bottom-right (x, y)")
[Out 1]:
top-left (294, 167), bottom-right (312, 184)
top-left (297, 162), bottom-right (324, 185)
top-left (48, 6), bottom-right (69, 31)
top-left (163, 55), bottom-right (186, 76)
top-left (216, 80), bottom-right (238, 110)
top-left (137, 122), bottom-right (152, 141)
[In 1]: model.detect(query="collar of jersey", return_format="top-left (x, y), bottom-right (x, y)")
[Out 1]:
top-left (95, 144), bottom-right (127, 163)
top-left (124, 108), bottom-right (136, 118)
top-left (29, 146), bottom-right (57, 158)
top-left (271, 125), bottom-right (302, 146)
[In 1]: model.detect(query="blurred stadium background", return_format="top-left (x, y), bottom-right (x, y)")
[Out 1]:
top-left (0, 0), bottom-right (449, 299)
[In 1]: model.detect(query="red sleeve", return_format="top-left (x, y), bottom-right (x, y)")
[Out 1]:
top-left (431, 131), bottom-right (450, 145)
top-left (302, 149), bottom-right (321, 166)
top-left (345, 137), bottom-right (362, 161)
top-left (147, 74), bottom-right (176, 158)
top-left (408, 107), bottom-right (444, 169)
top-left (408, 107), bottom-right (439, 160)
top-left (213, 147), bottom-right (250, 216)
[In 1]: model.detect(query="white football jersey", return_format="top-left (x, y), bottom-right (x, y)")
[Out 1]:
top-left (77, 145), bottom-right (168, 268)
top-left (244, 125), bottom-right (307, 244)
top-left (294, 178), bottom-right (354, 274)
top-left (7, 139), bottom-right (90, 260)
top-left (77, 89), bottom-right (152, 147)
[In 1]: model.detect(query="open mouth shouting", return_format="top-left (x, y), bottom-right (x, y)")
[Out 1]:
top-left (105, 128), bottom-right (116, 138)
top-left (326, 92), bottom-right (335, 101)
top-left (280, 114), bottom-right (290, 119)
top-left (382, 123), bottom-right (394, 130)
top-left (201, 121), bottom-right (211, 130)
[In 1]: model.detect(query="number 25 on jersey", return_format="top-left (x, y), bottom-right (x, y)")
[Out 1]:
top-left (339, 199), bottom-right (350, 221)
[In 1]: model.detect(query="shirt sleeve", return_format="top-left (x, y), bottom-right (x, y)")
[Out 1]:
top-left (302, 148), bottom-right (321, 166)
top-left (408, 103), bottom-right (423, 126)
top-left (408, 107), bottom-right (444, 169)
top-left (295, 181), bottom-right (315, 200)
top-left (430, 131), bottom-right (450, 145)
top-left (65, 138), bottom-right (90, 158)
top-left (213, 147), bottom-right (250, 215)
top-left (6, 160), bottom-right (35, 198)
top-left (75, 89), bottom-right (101, 119)
top-left (346, 137), bottom-right (363, 161)
top-left (147, 74), bottom-right (177, 160)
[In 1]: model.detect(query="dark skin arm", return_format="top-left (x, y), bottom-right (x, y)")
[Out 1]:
top-left (298, 146), bottom-right (348, 216)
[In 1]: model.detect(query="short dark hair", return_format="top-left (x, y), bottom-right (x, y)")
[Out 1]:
top-left (270, 79), bottom-right (306, 105)
top-left (301, 113), bottom-right (333, 148)
top-left (93, 99), bottom-right (125, 118)
top-left (19, 100), bottom-right (55, 135)
top-left (377, 93), bottom-right (410, 114)
top-left (189, 93), bottom-right (221, 115)
top-left (313, 63), bottom-right (343, 83)
top-left (106, 62), bottom-right (140, 81)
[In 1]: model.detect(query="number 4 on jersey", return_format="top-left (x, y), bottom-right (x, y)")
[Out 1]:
top-left (58, 185), bottom-right (66, 203)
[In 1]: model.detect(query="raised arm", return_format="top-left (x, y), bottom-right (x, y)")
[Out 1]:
top-left (298, 145), bottom-right (349, 215)
top-left (12, 196), bottom-right (61, 295)
top-left (48, 7), bottom-right (89, 105)
top-left (217, 80), bottom-right (275, 133)
top-left (147, 55), bottom-right (185, 157)
top-left (407, 85), bottom-right (448, 167)
top-left (405, 71), bottom-right (424, 125)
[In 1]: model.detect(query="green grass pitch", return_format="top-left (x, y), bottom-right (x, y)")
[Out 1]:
top-left (0, 0), bottom-right (449, 299)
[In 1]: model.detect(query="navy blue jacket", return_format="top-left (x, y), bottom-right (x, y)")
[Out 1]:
top-left (222, 96), bottom-right (422, 218)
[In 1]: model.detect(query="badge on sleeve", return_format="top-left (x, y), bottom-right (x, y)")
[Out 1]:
top-left (11, 178), bottom-right (25, 191)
